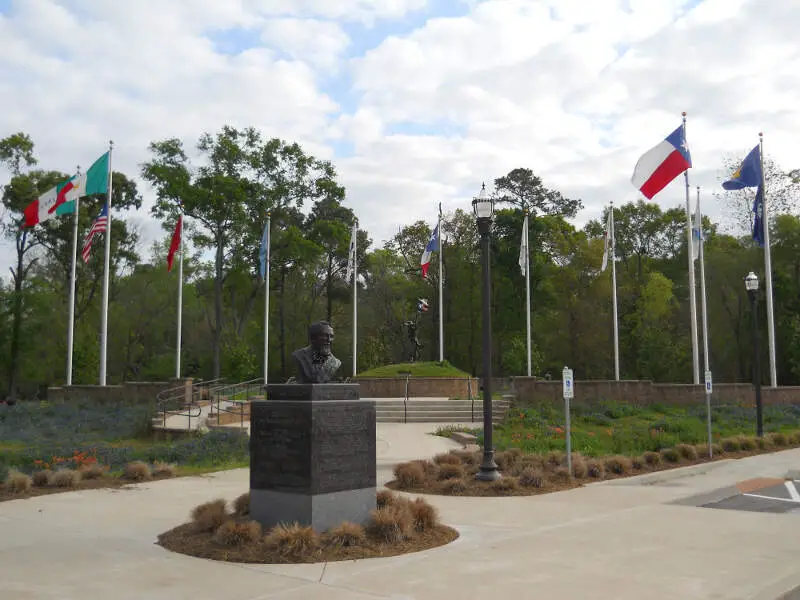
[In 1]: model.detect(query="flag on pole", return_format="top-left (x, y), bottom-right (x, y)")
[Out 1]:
top-left (22, 174), bottom-right (81, 227)
top-left (82, 204), bottom-right (108, 263)
top-left (420, 224), bottom-right (439, 278)
top-left (345, 223), bottom-right (357, 283)
top-left (417, 298), bottom-right (429, 313)
top-left (631, 125), bottom-right (692, 199)
top-left (518, 215), bottom-right (528, 276)
top-left (258, 220), bottom-right (269, 280)
top-left (601, 208), bottom-right (613, 272)
top-left (722, 145), bottom-right (761, 190)
top-left (167, 215), bottom-right (182, 271)
top-left (692, 193), bottom-right (703, 261)
top-left (752, 185), bottom-right (765, 247)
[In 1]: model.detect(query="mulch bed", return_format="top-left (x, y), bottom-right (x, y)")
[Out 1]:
top-left (0, 473), bottom-right (177, 503)
top-left (386, 443), bottom-right (800, 497)
top-left (158, 521), bottom-right (458, 564)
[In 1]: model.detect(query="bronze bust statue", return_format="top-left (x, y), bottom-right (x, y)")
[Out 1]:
top-left (291, 320), bottom-right (342, 383)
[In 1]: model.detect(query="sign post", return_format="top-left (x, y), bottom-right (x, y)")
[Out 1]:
top-left (704, 370), bottom-right (713, 458)
top-left (562, 366), bottom-right (574, 476)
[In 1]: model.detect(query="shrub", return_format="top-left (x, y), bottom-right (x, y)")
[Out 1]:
top-left (213, 520), bottom-right (262, 546)
top-left (124, 461), bottom-right (152, 482)
top-left (769, 432), bottom-right (788, 447)
top-left (327, 521), bottom-right (366, 547)
top-left (604, 455), bottom-right (633, 475)
top-left (643, 451), bottom-right (661, 466)
top-left (587, 460), bottom-right (605, 478)
top-left (712, 443), bottom-right (723, 455)
top-left (433, 453), bottom-right (462, 466)
top-left (79, 464), bottom-right (106, 480)
top-left (413, 460), bottom-right (439, 478)
top-left (32, 470), bottom-right (52, 487)
top-left (437, 463), bottom-right (465, 481)
top-left (756, 436), bottom-right (774, 450)
top-left (439, 478), bottom-right (467, 495)
top-left (661, 448), bottom-right (681, 463)
top-left (496, 449), bottom-right (523, 472)
top-left (409, 498), bottom-right (439, 532)
top-left (266, 523), bottom-right (320, 557)
top-left (721, 437), bottom-right (740, 452)
top-left (676, 443), bottom-right (698, 461)
top-left (152, 461), bottom-right (177, 477)
top-left (520, 455), bottom-right (545, 470)
top-left (51, 469), bottom-right (81, 488)
top-left (789, 432), bottom-right (800, 445)
top-left (569, 454), bottom-right (589, 478)
top-left (546, 451), bottom-right (565, 467)
top-left (490, 477), bottom-right (519, 492)
top-left (737, 436), bottom-right (757, 451)
top-left (233, 492), bottom-right (250, 516)
top-left (631, 456), bottom-right (645, 470)
top-left (191, 499), bottom-right (228, 532)
top-left (4, 470), bottom-right (32, 494)
top-left (376, 489), bottom-right (396, 508)
top-left (551, 466), bottom-right (571, 483)
top-left (692, 443), bottom-right (711, 458)
top-left (519, 468), bottom-right (547, 488)
top-left (368, 504), bottom-right (414, 543)
top-left (393, 462), bottom-right (426, 489)
top-left (451, 450), bottom-right (479, 466)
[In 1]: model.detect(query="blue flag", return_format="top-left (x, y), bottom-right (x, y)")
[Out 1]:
top-left (752, 185), bottom-right (765, 248)
top-left (722, 145), bottom-right (762, 190)
top-left (259, 221), bottom-right (269, 279)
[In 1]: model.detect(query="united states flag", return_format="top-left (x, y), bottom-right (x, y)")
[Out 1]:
top-left (82, 204), bottom-right (108, 263)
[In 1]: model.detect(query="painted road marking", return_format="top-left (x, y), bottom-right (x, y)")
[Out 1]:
top-left (742, 493), bottom-right (800, 504)
top-left (786, 481), bottom-right (800, 502)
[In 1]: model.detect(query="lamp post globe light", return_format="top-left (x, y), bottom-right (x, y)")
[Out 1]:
top-left (473, 182), bottom-right (501, 481)
top-left (745, 271), bottom-right (764, 437)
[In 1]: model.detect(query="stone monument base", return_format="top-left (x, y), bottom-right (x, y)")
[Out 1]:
top-left (249, 383), bottom-right (376, 532)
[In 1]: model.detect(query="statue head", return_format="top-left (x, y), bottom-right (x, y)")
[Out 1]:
top-left (308, 321), bottom-right (334, 357)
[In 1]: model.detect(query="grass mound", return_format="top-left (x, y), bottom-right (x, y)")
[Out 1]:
top-left (357, 361), bottom-right (471, 378)
top-left (157, 490), bottom-right (457, 564)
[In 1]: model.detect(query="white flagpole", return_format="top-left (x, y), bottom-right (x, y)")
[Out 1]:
top-left (438, 203), bottom-right (444, 362)
top-left (759, 132), bottom-right (778, 387)
top-left (65, 167), bottom-right (81, 386)
top-left (610, 202), bottom-right (620, 381)
top-left (99, 140), bottom-right (113, 386)
top-left (175, 210), bottom-right (184, 379)
top-left (697, 185), bottom-right (713, 457)
top-left (352, 220), bottom-right (358, 378)
top-left (263, 213), bottom-right (271, 385)
top-left (523, 210), bottom-right (532, 376)
top-left (682, 113), bottom-right (700, 384)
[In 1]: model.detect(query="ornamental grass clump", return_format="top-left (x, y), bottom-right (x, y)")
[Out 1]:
top-left (737, 436), bottom-right (757, 451)
top-left (368, 504), bottom-right (414, 543)
top-left (124, 461), bottom-right (152, 482)
top-left (213, 520), bottom-right (262, 547)
top-left (152, 461), bottom-right (178, 477)
top-left (233, 492), bottom-right (250, 517)
top-left (408, 498), bottom-right (439, 532)
top-left (265, 523), bottom-right (320, 558)
top-left (51, 468), bottom-right (81, 488)
top-left (393, 462), bottom-right (425, 489)
top-left (518, 468), bottom-right (547, 489)
top-left (433, 453), bottom-right (461, 466)
top-left (4, 470), bottom-right (31, 494)
top-left (490, 476), bottom-right (519, 492)
top-left (436, 463), bottom-right (465, 481)
top-left (191, 499), bottom-right (228, 533)
top-left (587, 460), bottom-right (605, 479)
top-left (327, 521), bottom-right (366, 547)
top-left (439, 478), bottom-right (467, 495)
top-left (721, 437), bottom-right (741, 452)
top-left (660, 448), bottom-right (681, 463)
top-left (643, 451), bottom-right (661, 467)
top-left (32, 470), bottom-right (52, 487)
top-left (769, 432), bottom-right (789, 447)
top-left (376, 489), bottom-right (396, 508)
top-left (675, 443), bottom-right (698, 461)
top-left (604, 455), bottom-right (632, 475)
top-left (79, 463), bottom-right (107, 480)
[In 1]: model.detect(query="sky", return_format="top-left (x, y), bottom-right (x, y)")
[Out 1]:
top-left (1, 0), bottom-right (799, 275)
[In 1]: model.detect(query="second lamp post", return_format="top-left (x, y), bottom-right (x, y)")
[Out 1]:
top-left (473, 182), bottom-right (501, 481)
top-left (745, 271), bottom-right (764, 438)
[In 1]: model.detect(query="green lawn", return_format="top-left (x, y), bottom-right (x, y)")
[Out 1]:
top-left (441, 401), bottom-right (800, 457)
top-left (358, 361), bottom-right (471, 378)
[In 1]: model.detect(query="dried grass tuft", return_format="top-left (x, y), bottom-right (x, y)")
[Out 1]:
top-left (51, 468), bottom-right (81, 488)
top-left (675, 443), bottom-right (698, 461)
top-left (436, 463), bottom-right (465, 481)
top-left (439, 478), bottom-right (467, 495)
top-left (367, 504), bottom-right (414, 543)
top-left (587, 460), bottom-right (605, 479)
top-left (643, 451), bottom-right (661, 466)
top-left (433, 453), bottom-right (462, 466)
top-left (265, 523), bottom-right (320, 557)
top-left (79, 463), bottom-right (107, 480)
top-left (4, 470), bottom-right (32, 493)
top-left (191, 499), bottom-right (228, 533)
top-left (489, 476), bottom-right (519, 492)
top-left (233, 492), bottom-right (250, 516)
top-left (408, 497), bottom-right (439, 532)
top-left (152, 461), bottom-right (178, 477)
top-left (327, 521), bottom-right (366, 547)
top-left (518, 468), bottom-right (547, 489)
top-left (604, 455), bottom-right (633, 475)
top-left (123, 461), bottom-right (152, 482)
top-left (768, 432), bottom-right (788, 447)
top-left (393, 462), bottom-right (426, 489)
top-left (32, 470), bottom-right (52, 487)
top-left (376, 489), bottom-right (397, 508)
top-left (660, 448), bottom-right (681, 463)
top-left (212, 520), bottom-right (262, 546)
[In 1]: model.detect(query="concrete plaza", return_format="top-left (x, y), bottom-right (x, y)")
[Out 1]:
top-left (2, 424), bottom-right (800, 599)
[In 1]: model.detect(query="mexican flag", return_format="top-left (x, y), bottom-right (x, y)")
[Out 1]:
top-left (23, 151), bottom-right (109, 228)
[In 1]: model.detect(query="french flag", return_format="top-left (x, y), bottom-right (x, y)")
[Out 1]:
top-left (631, 125), bottom-right (692, 200)
top-left (420, 224), bottom-right (439, 278)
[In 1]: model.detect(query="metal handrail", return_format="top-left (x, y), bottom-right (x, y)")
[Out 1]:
top-left (158, 378), bottom-right (223, 428)
top-left (209, 378), bottom-right (264, 430)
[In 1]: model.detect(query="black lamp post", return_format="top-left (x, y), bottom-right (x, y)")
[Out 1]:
top-left (473, 182), bottom-right (501, 481)
top-left (745, 271), bottom-right (763, 437)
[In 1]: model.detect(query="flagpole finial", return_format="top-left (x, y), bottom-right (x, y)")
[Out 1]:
top-left (682, 111), bottom-right (687, 117)
top-left (759, 132), bottom-right (763, 138)
top-left (109, 140), bottom-right (114, 150)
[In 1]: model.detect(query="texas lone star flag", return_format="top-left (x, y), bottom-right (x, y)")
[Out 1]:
top-left (23, 150), bottom-right (110, 228)
top-left (630, 125), bottom-right (692, 199)
top-left (420, 224), bottom-right (439, 278)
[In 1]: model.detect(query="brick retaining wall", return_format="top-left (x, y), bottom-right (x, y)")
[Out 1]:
top-left (47, 379), bottom-right (189, 404)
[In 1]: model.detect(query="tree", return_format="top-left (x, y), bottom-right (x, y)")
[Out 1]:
top-left (493, 168), bottom-right (583, 218)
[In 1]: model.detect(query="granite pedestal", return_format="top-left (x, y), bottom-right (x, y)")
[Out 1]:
top-left (249, 383), bottom-right (376, 532)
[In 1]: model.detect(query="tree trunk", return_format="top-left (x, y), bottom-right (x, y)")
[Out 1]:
top-left (213, 238), bottom-right (223, 379)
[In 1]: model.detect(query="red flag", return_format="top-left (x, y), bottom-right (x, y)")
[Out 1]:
top-left (167, 215), bottom-right (182, 271)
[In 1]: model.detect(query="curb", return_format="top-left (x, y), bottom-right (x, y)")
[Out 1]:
top-left (589, 459), bottom-right (733, 487)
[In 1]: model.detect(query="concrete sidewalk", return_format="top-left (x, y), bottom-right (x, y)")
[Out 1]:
top-left (2, 426), bottom-right (800, 599)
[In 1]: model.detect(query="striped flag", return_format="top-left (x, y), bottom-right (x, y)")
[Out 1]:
top-left (82, 204), bottom-right (108, 263)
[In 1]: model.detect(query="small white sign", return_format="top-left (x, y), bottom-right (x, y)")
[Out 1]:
top-left (704, 370), bottom-right (713, 394)
top-left (563, 367), bottom-right (574, 399)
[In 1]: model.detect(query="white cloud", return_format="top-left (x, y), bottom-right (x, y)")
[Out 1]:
top-left (1, 0), bottom-right (800, 280)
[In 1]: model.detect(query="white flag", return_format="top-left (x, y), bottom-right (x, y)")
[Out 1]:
top-left (691, 193), bottom-right (702, 261)
top-left (345, 223), bottom-right (357, 283)
top-left (601, 208), bottom-right (613, 272)
top-left (519, 214), bottom-right (528, 276)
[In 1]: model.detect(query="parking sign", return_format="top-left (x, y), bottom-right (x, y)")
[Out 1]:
top-left (705, 370), bottom-right (713, 394)
top-left (562, 367), bottom-right (574, 399)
